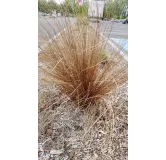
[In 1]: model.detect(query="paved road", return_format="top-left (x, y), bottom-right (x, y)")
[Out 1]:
top-left (39, 17), bottom-right (127, 40)
top-left (91, 21), bottom-right (128, 55)
top-left (39, 16), bottom-right (75, 36)
top-left (100, 21), bottom-right (128, 39)
top-left (38, 17), bottom-right (128, 53)
top-left (38, 16), bottom-right (75, 46)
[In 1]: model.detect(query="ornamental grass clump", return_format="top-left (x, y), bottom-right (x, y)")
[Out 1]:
top-left (39, 17), bottom-right (127, 106)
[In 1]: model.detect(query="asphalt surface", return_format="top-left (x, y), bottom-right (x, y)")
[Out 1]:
top-left (100, 21), bottom-right (128, 39)
top-left (39, 17), bottom-right (128, 39)
top-left (38, 16), bottom-right (75, 45)
top-left (91, 20), bottom-right (128, 58)
top-left (38, 17), bottom-right (128, 53)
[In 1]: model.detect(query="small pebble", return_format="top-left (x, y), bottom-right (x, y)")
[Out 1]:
top-left (50, 149), bottom-right (63, 155)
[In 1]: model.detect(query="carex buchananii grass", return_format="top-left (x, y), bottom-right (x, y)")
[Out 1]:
top-left (39, 16), bottom-right (127, 106)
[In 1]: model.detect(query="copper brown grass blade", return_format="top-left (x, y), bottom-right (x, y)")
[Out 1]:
top-left (39, 17), bottom-right (127, 106)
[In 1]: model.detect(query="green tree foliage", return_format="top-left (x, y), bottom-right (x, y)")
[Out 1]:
top-left (61, 0), bottom-right (88, 16)
top-left (74, 0), bottom-right (88, 16)
top-left (60, 0), bottom-right (74, 15)
top-left (104, 0), bottom-right (128, 19)
top-left (48, 1), bottom-right (61, 13)
top-left (38, 0), bottom-right (88, 17)
top-left (38, 0), bottom-right (60, 14)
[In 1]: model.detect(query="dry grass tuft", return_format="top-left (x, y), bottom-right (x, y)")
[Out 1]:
top-left (38, 83), bottom-right (128, 159)
top-left (39, 17), bottom-right (127, 106)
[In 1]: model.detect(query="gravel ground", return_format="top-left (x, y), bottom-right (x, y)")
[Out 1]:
top-left (38, 76), bottom-right (128, 160)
